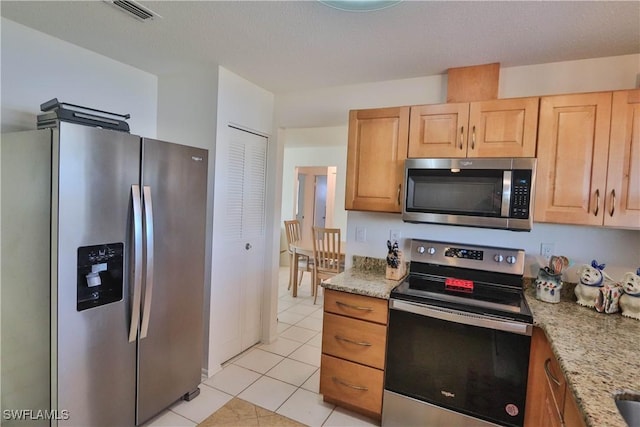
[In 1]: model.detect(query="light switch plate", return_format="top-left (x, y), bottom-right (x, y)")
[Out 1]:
top-left (355, 226), bottom-right (367, 242)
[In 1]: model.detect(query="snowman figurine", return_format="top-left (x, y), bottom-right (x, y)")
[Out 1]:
top-left (574, 260), bottom-right (607, 308)
top-left (619, 268), bottom-right (640, 320)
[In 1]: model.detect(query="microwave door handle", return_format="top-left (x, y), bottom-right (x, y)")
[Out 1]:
top-left (501, 171), bottom-right (512, 217)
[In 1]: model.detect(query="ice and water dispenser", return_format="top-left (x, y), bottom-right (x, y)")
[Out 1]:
top-left (77, 243), bottom-right (124, 311)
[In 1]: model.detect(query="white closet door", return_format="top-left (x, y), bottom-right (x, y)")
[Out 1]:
top-left (211, 126), bottom-right (267, 364)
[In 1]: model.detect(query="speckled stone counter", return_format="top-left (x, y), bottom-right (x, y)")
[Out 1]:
top-left (322, 258), bottom-right (639, 427)
top-left (525, 284), bottom-right (640, 427)
top-left (321, 256), bottom-right (406, 299)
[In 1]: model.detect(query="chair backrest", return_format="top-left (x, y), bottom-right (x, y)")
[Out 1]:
top-left (312, 227), bottom-right (341, 273)
top-left (284, 220), bottom-right (302, 254)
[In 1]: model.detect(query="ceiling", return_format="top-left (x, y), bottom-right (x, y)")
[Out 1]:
top-left (1, 1), bottom-right (639, 94)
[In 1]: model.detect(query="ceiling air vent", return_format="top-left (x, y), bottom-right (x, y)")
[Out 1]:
top-left (104, 0), bottom-right (162, 22)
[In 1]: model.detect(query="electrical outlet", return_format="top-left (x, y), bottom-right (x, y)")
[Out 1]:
top-left (390, 229), bottom-right (401, 243)
top-left (355, 226), bottom-right (367, 242)
top-left (540, 243), bottom-right (554, 259)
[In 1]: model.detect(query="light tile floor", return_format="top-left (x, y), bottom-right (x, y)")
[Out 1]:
top-left (143, 267), bottom-right (379, 427)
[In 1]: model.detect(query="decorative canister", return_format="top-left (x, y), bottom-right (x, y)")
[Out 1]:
top-left (619, 269), bottom-right (640, 320)
top-left (574, 260), bottom-right (608, 308)
top-left (594, 282), bottom-right (623, 314)
top-left (535, 255), bottom-right (568, 304)
top-left (535, 267), bottom-right (563, 303)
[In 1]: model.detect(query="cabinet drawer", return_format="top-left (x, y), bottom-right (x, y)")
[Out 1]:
top-left (320, 354), bottom-right (383, 417)
top-left (324, 289), bottom-right (388, 324)
top-left (322, 312), bottom-right (387, 369)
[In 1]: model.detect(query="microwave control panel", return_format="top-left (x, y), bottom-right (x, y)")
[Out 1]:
top-left (509, 170), bottom-right (532, 219)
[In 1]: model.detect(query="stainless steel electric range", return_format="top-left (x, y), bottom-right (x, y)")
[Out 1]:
top-left (383, 239), bottom-right (533, 427)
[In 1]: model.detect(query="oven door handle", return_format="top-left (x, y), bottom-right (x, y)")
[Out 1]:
top-left (390, 299), bottom-right (532, 336)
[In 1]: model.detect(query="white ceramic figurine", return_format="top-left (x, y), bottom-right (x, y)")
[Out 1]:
top-left (574, 260), bottom-right (608, 308)
top-left (619, 268), bottom-right (640, 320)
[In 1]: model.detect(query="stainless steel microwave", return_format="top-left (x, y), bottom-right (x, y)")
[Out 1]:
top-left (403, 158), bottom-right (536, 231)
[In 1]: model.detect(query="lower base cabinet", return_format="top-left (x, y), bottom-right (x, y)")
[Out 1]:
top-left (320, 289), bottom-right (388, 420)
top-left (525, 327), bottom-right (586, 427)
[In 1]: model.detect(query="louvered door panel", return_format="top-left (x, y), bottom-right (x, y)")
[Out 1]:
top-left (211, 126), bottom-right (268, 363)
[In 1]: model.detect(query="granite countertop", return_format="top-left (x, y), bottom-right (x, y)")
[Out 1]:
top-left (525, 283), bottom-right (640, 427)
top-left (322, 258), bottom-right (639, 427)
top-left (321, 256), bottom-right (406, 299)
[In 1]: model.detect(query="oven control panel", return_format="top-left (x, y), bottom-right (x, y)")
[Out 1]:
top-left (411, 239), bottom-right (525, 275)
top-left (444, 247), bottom-right (483, 260)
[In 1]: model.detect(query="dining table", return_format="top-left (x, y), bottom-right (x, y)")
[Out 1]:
top-left (289, 239), bottom-right (347, 297)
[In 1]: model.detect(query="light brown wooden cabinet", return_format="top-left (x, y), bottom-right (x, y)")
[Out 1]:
top-left (320, 289), bottom-right (388, 420)
top-left (535, 89), bottom-right (640, 229)
top-left (345, 106), bottom-right (409, 213)
top-left (605, 90), bottom-right (640, 228)
top-left (408, 97), bottom-right (539, 158)
top-left (525, 328), bottom-right (586, 427)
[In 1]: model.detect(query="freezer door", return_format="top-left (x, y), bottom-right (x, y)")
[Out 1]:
top-left (55, 122), bottom-right (140, 427)
top-left (137, 139), bottom-right (208, 425)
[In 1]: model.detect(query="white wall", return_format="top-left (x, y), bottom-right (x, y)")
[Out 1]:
top-left (280, 126), bottom-right (348, 264)
top-left (348, 212), bottom-right (640, 281)
top-left (0, 18), bottom-right (158, 136)
top-left (156, 66), bottom-right (219, 378)
top-left (274, 54), bottom-right (640, 283)
top-left (276, 74), bottom-right (445, 128)
top-left (276, 54), bottom-right (639, 129)
top-left (207, 67), bottom-right (276, 374)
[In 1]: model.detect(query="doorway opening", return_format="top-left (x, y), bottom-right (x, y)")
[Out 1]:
top-left (293, 166), bottom-right (337, 241)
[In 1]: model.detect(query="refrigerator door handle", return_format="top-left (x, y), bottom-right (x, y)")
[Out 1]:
top-left (140, 185), bottom-right (155, 339)
top-left (129, 185), bottom-right (143, 343)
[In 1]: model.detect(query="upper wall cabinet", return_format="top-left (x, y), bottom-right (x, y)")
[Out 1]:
top-left (345, 107), bottom-right (409, 213)
top-left (534, 89), bottom-right (640, 229)
top-left (408, 97), bottom-right (539, 158)
top-left (605, 90), bottom-right (640, 228)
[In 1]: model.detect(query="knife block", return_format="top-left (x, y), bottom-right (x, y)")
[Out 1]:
top-left (385, 250), bottom-right (407, 281)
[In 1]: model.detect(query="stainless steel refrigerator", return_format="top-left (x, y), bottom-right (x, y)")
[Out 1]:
top-left (1, 121), bottom-right (208, 426)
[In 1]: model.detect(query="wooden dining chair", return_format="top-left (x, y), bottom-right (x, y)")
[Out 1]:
top-left (284, 220), bottom-right (312, 292)
top-left (311, 226), bottom-right (343, 304)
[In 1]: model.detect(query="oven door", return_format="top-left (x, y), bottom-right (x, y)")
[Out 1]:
top-left (383, 299), bottom-right (531, 427)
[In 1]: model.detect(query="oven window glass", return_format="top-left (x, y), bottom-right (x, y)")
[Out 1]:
top-left (385, 308), bottom-right (530, 427)
top-left (407, 169), bottom-right (503, 216)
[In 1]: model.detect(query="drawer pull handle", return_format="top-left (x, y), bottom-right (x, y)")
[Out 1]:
top-left (332, 376), bottom-right (368, 391)
top-left (544, 358), bottom-right (562, 387)
top-left (335, 335), bottom-right (372, 347)
top-left (335, 301), bottom-right (373, 312)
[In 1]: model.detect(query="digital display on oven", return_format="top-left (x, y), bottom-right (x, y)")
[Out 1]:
top-left (444, 247), bottom-right (484, 260)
